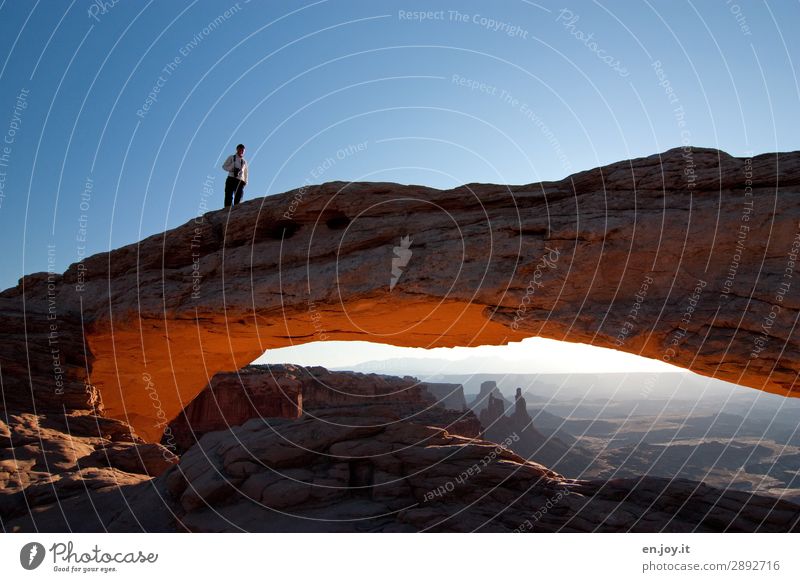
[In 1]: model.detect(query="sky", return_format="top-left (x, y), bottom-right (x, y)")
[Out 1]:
top-left (1, 0), bottom-right (798, 373)
top-left (254, 337), bottom-right (682, 374)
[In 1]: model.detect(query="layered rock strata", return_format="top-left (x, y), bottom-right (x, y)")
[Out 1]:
top-left (2, 149), bottom-right (800, 441)
top-left (3, 370), bottom-right (798, 533)
top-left (165, 364), bottom-right (480, 453)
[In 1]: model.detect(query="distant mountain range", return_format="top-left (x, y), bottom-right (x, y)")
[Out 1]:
top-left (330, 355), bottom-right (529, 377)
top-left (332, 357), bottom-right (800, 407)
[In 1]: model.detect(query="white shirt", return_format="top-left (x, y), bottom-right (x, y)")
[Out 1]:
top-left (222, 154), bottom-right (248, 184)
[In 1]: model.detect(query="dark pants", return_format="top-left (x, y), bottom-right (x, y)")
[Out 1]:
top-left (224, 177), bottom-right (245, 207)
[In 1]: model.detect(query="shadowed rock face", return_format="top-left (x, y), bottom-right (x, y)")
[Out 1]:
top-left (164, 364), bottom-right (480, 453)
top-left (2, 365), bottom-right (799, 533)
top-left (155, 411), bottom-right (800, 533)
top-left (0, 411), bottom-right (178, 531)
top-left (2, 147), bottom-right (800, 441)
top-left (6, 402), bottom-right (799, 533)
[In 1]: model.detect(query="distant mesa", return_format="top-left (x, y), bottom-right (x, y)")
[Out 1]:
top-left (470, 380), bottom-right (512, 414)
top-left (475, 385), bottom-right (596, 476)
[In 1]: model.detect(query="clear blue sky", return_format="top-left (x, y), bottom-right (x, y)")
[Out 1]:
top-left (1, 0), bottom-right (797, 293)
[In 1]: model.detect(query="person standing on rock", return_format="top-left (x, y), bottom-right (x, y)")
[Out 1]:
top-left (222, 143), bottom-right (248, 207)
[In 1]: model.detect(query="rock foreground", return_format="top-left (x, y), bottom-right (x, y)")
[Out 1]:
top-left (2, 148), bottom-right (800, 440)
top-left (164, 364), bottom-right (480, 453)
top-left (3, 407), bottom-right (799, 532)
top-left (2, 364), bottom-right (799, 532)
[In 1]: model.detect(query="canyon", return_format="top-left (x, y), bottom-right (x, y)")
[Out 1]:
top-left (2, 147), bottom-right (800, 532)
top-left (3, 363), bottom-right (799, 532)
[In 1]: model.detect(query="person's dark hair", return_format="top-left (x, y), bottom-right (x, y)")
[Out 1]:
top-left (236, 143), bottom-right (245, 149)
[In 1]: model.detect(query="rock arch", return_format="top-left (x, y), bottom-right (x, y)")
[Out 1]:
top-left (3, 147), bottom-right (800, 441)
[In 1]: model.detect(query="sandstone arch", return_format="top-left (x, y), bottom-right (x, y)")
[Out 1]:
top-left (3, 147), bottom-right (800, 441)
